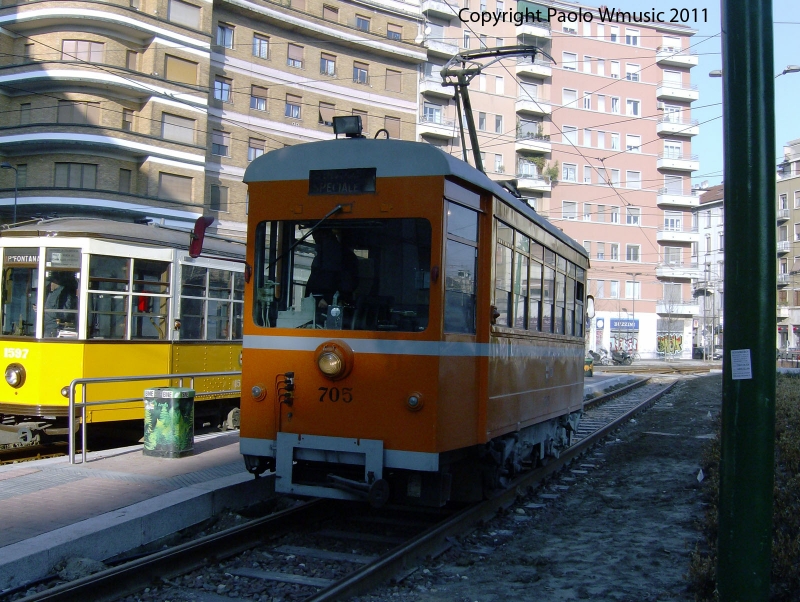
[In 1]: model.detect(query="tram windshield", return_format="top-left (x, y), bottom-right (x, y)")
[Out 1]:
top-left (2, 248), bottom-right (38, 337)
top-left (254, 219), bottom-right (432, 332)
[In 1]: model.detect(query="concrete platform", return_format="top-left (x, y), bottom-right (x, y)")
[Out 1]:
top-left (0, 431), bottom-right (273, 592)
top-left (0, 374), bottom-right (640, 592)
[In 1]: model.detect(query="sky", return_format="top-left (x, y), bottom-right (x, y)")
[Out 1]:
top-left (597, 0), bottom-right (798, 187)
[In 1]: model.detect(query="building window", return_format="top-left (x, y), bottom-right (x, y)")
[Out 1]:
top-left (353, 62), bottom-right (369, 84)
top-left (211, 130), bottom-right (230, 156)
top-left (322, 5), bottom-right (338, 21)
top-left (626, 207), bottom-right (641, 225)
top-left (214, 77), bottom-right (232, 102)
top-left (494, 154), bottom-right (504, 173)
top-left (719, 233), bottom-right (724, 251)
top-left (625, 63), bottom-right (640, 81)
top-left (159, 172), bottom-right (192, 201)
top-left (563, 126), bottom-right (578, 145)
top-left (794, 191), bottom-right (800, 208)
top-left (319, 102), bottom-right (335, 126)
top-left (610, 60), bottom-right (620, 78)
top-left (355, 16), bottom-right (370, 31)
top-left (122, 108), bottom-right (134, 132)
top-left (625, 280), bottom-right (641, 299)
top-left (562, 201), bottom-right (578, 220)
top-left (385, 69), bottom-right (401, 92)
top-left (610, 243), bottom-right (619, 260)
top-left (384, 116), bottom-right (401, 138)
top-left (626, 244), bottom-right (640, 262)
top-left (387, 24), bottom-right (403, 41)
top-left (610, 25), bottom-right (619, 42)
top-left (54, 163), bottom-right (97, 189)
top-left (161, 113), bottom-right (195, 143)
top-left (626, 99), bottom-right (640, 116)
top-left (57, 101), bottom-right (100, 125)
top-left (625, 28), bottom-right (640, 46)
top-left (320, 53), bottom-right (336, 76)
top-left (463, 32), bottom-right (470, 48)
top-left (562, 163), bottom-right (577, 182)
top-left (248, 138), bottom-right (265, 161)
top-left (610, 97), bottom-right (620, 113)
top-left (291, 0), bottom-right (305, 9)
top-left (626, 171), bottom-right (641, 189)
top-left (479, 34), bottom-right (487, 48)
top-left (584, 166), bottom-right (592, 184)
top-left (478, 112), bottom-right (486, 131)
top-left (19, 103), bottom-right (30, 125)
top-left (217, 23), bottom-right (234, 48)
top-left (61, 40), bottom-right (104, 62)
top-left (583, 93), bottom-right (591, 109)
top-left (287, 44), bottom-right (304, 68)
top-left (664, 140), bottom-right (682, 159)
top-left (424, 103), bottom-right (442, 124)
top-left (610, 169), bottom-right (621, 187)
top-left (23, 43), bottom-right (34, 62)
top-left (119, 168), bottom-right (132, 193)
top-left (610, 132), bottom-right (619, 150)
top-left (596, 243), bottom-right (605, 260)
top-left (610, 205), bottom-right (620, 222)
top-left (352, 109), bottom-right (368, 132)
top-left (495, 75), bottom-right (504, 95)
top-left (562, 88), bottom-right (577, 107)
top-left (126, 50), bottom-right (138, 70)
top-left (250, 85), bottom-right (268, 111)
top-left (210, 185), bottom-right (228, 212)
top-left (164, 54), bottom-right (198, 85)
top-left (285, 94), bottom-right (301, 119)
top-left (168, 0), bottom-right (201, 28)
top-left (596, 280), bottom-right (604, 298)
top-left (626, 134), bottom-right (641, 152)
top-left (495, 114), bottom-right (503, 134)
top-left (562, 52), bottom-right (577, 71)
top-left (609, 281), bottom-right (619, 298)
top-left (495, 0), bottom-right (503, 14)
top-left (253, 34), bottom-right (269, 59)
top-left (596, 59), bottom-right (605, 76)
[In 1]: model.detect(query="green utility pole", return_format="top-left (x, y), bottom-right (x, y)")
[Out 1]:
top-left (718, 0), bottom-right (776, 599)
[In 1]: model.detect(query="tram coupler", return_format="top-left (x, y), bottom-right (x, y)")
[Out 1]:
top-left (327, 473), bottom-right (390, 507)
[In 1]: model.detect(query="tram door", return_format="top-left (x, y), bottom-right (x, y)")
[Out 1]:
top-left (2, 248), bottom-right (39, 337)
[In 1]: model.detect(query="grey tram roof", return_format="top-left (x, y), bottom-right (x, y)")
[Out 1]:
top-left (0, 218), bottom-right (244, 258)
top-left (244, 138), bottom-right (588, 260)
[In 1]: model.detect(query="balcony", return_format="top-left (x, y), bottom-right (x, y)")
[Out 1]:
top-left (777, 208), bottom-right (790, 222)
top-left (778, 273), bottom-right (790, 286)
top-left (778, 240), bottom-right (791, 254)
top-left (516, 56), bottom-right (552, 79)
top-left (419, 76), bottom-right (454, 99)
top-left (655, 47), bottom-right (699, 68)
top-left (656, 117), bottom-right (699, 137)
top-left (656, 188), bottom-right (700, 208)
top-left (421, 0), bottom-right (458, 20)
top-left (516, 173), bottom-right (551, 193)
top-left (657, 153), bottom-right (699, 172)
top-left (515, 94), bottom-right (552, 116)
top-left (656, 226), bottom-right (700, 244)
top-left (515, 133), bottom-right (551, 154)
top-left (656, 81), bottom-right (700, 102)
top-left (423, 37), bottom-right (459, 59)
top-left (656, 298), bottom-right (700, 315)
top-left (418, 114), bottom-right (458, 139)
top-left (656, 262), bottom-right (702, 279)
top-left (516, 20), bottom-right (552, 39)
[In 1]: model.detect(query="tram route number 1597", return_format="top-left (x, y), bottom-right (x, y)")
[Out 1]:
top-left (318, 387), bottom-right (353, 403)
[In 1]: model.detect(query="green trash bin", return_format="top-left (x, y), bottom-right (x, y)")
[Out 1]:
top-left (143, 387), bottom-right (195, 458)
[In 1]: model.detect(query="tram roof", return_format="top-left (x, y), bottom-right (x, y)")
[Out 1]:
top-left (0, 218), bottom-right (244, 258)
top-left (244, 138), bottom-right (588, 259)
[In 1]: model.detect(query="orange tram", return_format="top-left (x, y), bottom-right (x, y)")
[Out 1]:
top-left (240, 126), bottom-right (591, 507)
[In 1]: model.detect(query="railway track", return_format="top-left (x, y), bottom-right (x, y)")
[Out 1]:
top-left (596, 364), bottom-right (713, 375)
top-left (12, 378), bottom-right (678, 602)
top-left (0, 443), bottom-right (67, 465)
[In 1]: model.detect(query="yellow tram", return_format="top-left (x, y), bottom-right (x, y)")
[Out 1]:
top-left (239, 120), bottom-right (590, 506)
top-left (0, 218), bottom-right (244, 445)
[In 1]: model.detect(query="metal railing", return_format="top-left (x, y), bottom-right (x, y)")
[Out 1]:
top-left (658, 80), bottom-right (699, 91)
top-left (657, 117), bottom-right (700, 126)
top-left (658, 152), bottom-right (699, 161)
top-left (68, 370), bottom-right (241, 465)
top-left (657, 187), bottom-right (699, 196)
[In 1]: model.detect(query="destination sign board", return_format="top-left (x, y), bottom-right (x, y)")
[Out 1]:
top-left (309, 168), bottom-right (376, 196)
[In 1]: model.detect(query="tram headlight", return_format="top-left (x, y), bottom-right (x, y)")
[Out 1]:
top-left (314, 340), bottom-right (354, 381)
top-left (406, 392), bottom-right (424, 412)
top-left (318, 352), bottom-right (343, 377)
top-left (5, 364), bottom-right (25, 388)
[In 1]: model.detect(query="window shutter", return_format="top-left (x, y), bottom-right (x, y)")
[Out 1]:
top-left (384, 116), bottom-right (400, 138)
top-left (385, 69), bottom-right (401, 92)
top-left (165, 55), bottom-right (198, 85)
top-left (168, 0), bottom-right (201, 28)
top-left (159, 173), bottom-right (193, 201)
top-left (162, 113), bottom-right (195, 143)
top-left (288, 44), bottom-right (304, 61)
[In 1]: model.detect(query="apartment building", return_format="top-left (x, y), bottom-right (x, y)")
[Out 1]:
top-left (693, 183), bottom-right (723, 356)
top-left (418, 1), bottom-right (699, 357)
top-left (0, 0), bottom-right (424, 236)
top-left (777, 138), bottom-right (800, 349)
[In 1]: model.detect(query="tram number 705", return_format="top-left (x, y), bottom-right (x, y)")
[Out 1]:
top-left (318, 387), bottom-right (353, 403)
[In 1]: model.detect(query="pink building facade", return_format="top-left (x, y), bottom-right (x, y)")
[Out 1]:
top-left (418, 1), bottom-right (699, 358)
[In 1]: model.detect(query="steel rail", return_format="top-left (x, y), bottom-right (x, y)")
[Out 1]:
top-left (17, 380), bottom-right (678, 602)
top-left (583, 377), bottom-right (649, 410)
top-left (17, 497), bottom-right (334, 602)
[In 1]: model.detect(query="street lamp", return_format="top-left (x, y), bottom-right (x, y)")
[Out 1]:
top-left (626, 272), bottom-right (642, 354)
top-left (0, 162), bottom-right (17, 225)
top-left (710, 65), bottom-right (800, 78)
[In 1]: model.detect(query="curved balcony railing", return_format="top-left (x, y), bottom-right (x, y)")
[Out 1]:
top-left (658, 153), bottom-right (699, 161)
top-left (658, 80), bottom-right (698, 91)
top-left (657, 117), bottom-right (700, 126)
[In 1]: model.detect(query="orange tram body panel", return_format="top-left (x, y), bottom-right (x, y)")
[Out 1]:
top-left (240, 138), bottom-right (589, 507)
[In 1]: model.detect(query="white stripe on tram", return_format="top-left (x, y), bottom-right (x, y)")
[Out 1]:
top-left (243, 335), bottom-right (584, 359)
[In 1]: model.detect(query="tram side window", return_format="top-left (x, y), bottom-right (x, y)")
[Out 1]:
top-left (445, 202), bottom-right (478, 334)
top-left (88, 256), bottom-right (129, 339)
top-left (554, 270), bottom-right (566, 334)
top-left (575, 266), bottom-right (585, 337)
top-left (131, 259), bottom-right (171, 339)
top-left (44, 270), bottom-right (79, 338)
top-left (542, 266), bottom-right (555, 333)
top-left (514, 233), bottom-right (530, 330)
top-left (179, 266), bottom-right (243, 340)
top-left (2, 248), bottom-right (38, 337)
top-left (494, 242), bottom-right (512, 327)
top-left (529, 258), bottom-right (542, 331)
